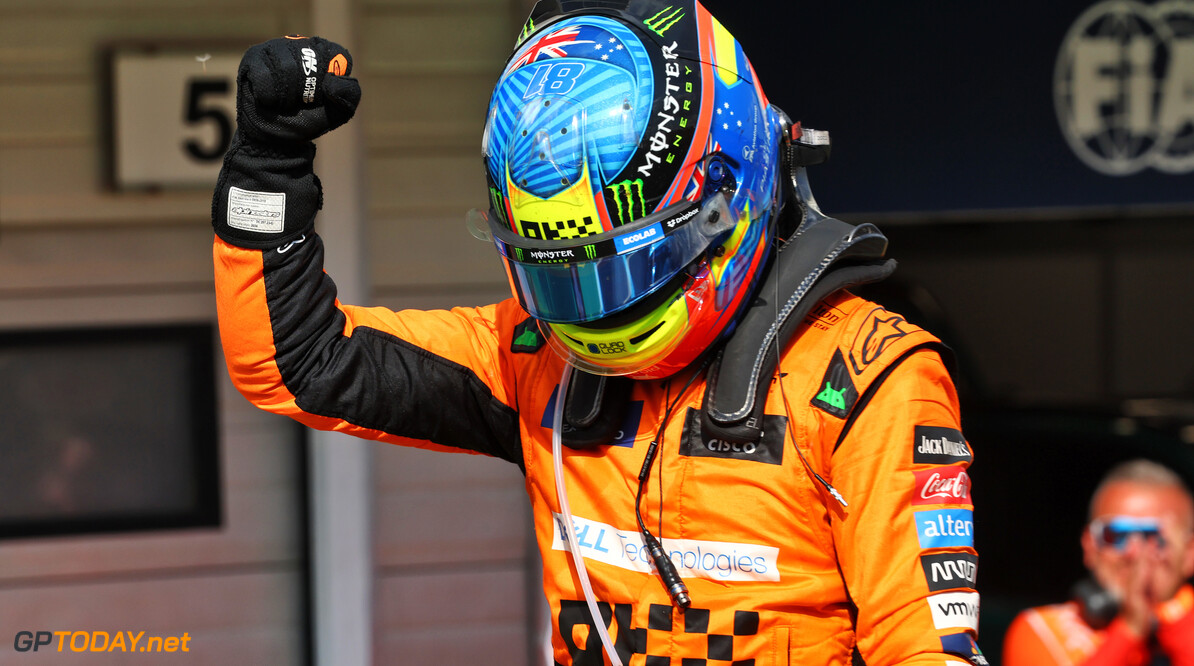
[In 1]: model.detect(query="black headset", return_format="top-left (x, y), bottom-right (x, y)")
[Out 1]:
top-left (1071, 578), bottom-right (1119, 630)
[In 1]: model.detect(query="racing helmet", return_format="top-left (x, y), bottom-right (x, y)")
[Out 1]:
top-left (475, 0), bottom-right (785, 379)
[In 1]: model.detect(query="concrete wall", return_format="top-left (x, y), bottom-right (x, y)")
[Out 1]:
top-left (0, 0), bottom-right (536, 663)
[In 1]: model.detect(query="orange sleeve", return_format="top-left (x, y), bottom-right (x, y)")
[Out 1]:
top-left (829, 349), bottom-right (980, 664)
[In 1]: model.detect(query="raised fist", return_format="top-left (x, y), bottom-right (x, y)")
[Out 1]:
top-left (235, 35), bottom-right (361, 143)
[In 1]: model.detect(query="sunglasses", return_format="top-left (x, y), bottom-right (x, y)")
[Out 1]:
top-left (1089, 516), bottom-right (1166, 550)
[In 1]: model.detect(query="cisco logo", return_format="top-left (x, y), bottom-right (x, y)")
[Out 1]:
top-left (1054, 0), bottom-right (1194, 175)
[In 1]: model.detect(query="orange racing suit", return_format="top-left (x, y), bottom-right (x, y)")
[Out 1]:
top-left (214, 232), bottom-right (981, 665)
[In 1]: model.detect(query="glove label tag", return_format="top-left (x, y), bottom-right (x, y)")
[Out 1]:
top-left (227, 186), bottom-right (286, 233)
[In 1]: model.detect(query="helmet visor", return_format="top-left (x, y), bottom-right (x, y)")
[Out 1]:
top-left (470, 193), bottom-right (733, 323)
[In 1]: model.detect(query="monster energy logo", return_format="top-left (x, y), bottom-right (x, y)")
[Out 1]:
top-left (518, 18), bottom-right (535, 45)
top-left (583, 244), bottom-right (597, 260)
top-left (488, 187), bottom-right (504, 221)
top-left (606, 179), bottom-right (646, 225)
top-left (514, 247), bottom-right (524, 262)
top-left (645, 6), bottom-right (685, 36)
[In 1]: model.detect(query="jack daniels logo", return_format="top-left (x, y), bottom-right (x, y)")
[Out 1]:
top-left (556, 600), bottom-right (761, 665)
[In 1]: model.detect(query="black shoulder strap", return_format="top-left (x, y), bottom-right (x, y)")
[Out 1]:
top-left (701, 218), bottom-right (894, 445)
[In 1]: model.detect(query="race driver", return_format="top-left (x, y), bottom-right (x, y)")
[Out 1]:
top-left (211, 1), bottom-right (983, 663)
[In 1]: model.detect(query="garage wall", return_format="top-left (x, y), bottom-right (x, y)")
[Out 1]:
top-left (0, 0), bottom-right (538, 664)
top-left (0, 1), bottom-right (313, 663)
top-left (863, 215), bottom-right (1194, 407)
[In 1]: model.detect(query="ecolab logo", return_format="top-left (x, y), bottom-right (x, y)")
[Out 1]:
top-left (912, 465), bottom-right (972, 506)
top-left (928, 591), bottom-right (981, 632)
top-left (614, 222), bottom-right (663, 254)
top-left (1055, 0), bottom-right (1194, 175)
top-left (620, 227), bottom-right (658, 245)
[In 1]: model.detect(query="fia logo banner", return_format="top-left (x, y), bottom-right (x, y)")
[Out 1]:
top-left (1055, 0), bottom-right (1194, 175)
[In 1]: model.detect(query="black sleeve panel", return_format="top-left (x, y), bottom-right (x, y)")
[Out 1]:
top-left (261, 235), bottom-right (524, 468)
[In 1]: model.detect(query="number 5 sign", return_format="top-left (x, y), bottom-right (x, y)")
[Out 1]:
top-left (107, 47), bottom-right (241, 190)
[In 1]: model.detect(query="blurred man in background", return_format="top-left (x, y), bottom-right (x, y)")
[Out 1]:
top-left (1004, 459), bottom-right (1194, 665)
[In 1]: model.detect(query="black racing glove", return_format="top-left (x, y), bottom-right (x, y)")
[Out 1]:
top-left (212, 36), bottom-right (361, 249)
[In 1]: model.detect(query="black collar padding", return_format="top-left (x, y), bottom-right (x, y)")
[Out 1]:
top-left (560, 216), bottom-right (895, 449)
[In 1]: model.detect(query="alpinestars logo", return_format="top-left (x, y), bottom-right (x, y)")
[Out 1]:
top-left (1055, 0), bottom-right (1194, 175)
top-left (849, 309), bottom-right (910, 374)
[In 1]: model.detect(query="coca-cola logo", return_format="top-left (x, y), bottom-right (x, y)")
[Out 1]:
top-left (912, 465), bottom-right (972, 506)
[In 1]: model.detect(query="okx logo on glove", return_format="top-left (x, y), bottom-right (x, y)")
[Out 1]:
top-left (236, 36), bottom-right (361, 143)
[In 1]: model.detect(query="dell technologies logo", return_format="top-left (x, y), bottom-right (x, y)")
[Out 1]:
top-left (1055, 0), bottom-right (1194, 175)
